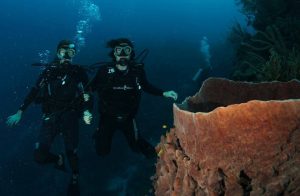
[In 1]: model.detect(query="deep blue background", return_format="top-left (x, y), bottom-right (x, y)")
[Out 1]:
top-left (0, 0), bottom-right (244, 195)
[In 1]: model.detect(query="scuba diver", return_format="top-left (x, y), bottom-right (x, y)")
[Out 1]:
top-left (89, 38), bottom-right (178, 159)
top-left (6, 40), bottom-right (93, 196)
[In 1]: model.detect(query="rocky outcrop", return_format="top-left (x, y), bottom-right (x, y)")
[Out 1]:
top-left (154, 78), bottom-right (300, 196)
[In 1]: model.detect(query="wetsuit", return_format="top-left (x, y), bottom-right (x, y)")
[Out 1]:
top-left (19, 63), bottom-right (91, 174)
top-left (89, 62), bottom-right (164, 158)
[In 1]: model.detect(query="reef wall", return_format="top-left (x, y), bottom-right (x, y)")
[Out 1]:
top-left (154, 78), bottom-right (300, 195)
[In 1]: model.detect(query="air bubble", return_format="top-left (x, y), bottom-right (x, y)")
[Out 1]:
top-left (74, 0), bottom-right (101, 51)
top-left (37, 49), bottom-right (50, 64)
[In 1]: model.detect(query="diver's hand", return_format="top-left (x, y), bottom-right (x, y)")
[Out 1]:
top-left (83, 110), bottom-right (92, 125)
top-left (163, 91), bottom-right (178, 101)
top-left (7, 110), bottom-right (23, 127)
top-left (83, 93), bottom-right (90, 102)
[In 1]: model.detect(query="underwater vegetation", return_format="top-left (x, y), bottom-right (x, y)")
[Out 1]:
top-left (230, 0), bottom-right (300, 81)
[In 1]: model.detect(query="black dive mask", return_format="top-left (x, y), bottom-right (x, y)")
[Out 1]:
top-left (114, 45), bottom-right (132, 56)
top-left (57, 48), bottom-right (76, 60)
top-left (57, 43), bottom-right (76, 61)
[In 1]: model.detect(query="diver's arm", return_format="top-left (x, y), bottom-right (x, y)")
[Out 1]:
top-left (79, 67), bottom-right (94, 111)
top-left (78, 67), bottom-right (93, 124)
top-left (19, 87), bottom-right (40, 112)
top-left (7, 71), bottom-right (45, 126)
top-left (7, 87), bottom-right (39, 127)
top-left (140, 69), bottom-right (164, 96)
top-left (18, 69), bottom-right (47, 112)
top-left (140, 69), bottom-right (178, 100)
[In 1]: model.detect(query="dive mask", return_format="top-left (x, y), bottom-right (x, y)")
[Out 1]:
top-left (114, 45), bottom-right (132, 56)
top-left (57, 48), bottom-right (76, 59)
top-left (57, 44), bottom-right (76, 59)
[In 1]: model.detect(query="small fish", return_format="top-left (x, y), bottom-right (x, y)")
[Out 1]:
top-left (158, 149), bottom-right (164, 157)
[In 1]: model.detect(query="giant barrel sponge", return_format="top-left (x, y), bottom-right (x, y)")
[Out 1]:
top-left (155, 78), bottom-right (300, 196)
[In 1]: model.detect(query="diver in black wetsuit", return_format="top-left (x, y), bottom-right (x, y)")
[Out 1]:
top-left (6, 40), bottom-right (93, 196)
top-left (89, 38), bottom-right (178, 158)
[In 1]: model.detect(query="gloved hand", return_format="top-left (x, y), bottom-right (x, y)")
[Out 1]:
top-left (163, 90), bottom-right (178, 101)
top-left (83, 110), bottom-right (92, 125)
top-left (7, 110), bottom-right (23, 127)
top-left (83, 93), bottom-right (90, 102)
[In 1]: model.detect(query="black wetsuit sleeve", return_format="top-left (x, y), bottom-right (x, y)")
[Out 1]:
top-left (19, 71), bottom-right (46, 112)
top-left (78, 67), bottom-right (93, 111)
top-left (140, 68), bottom-right (164, 96)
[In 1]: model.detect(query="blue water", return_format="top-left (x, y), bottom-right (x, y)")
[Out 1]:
top-left (0, 0), bottom-right (244, 195)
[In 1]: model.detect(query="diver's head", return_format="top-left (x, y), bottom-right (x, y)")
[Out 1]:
top-left (56, 40), bottom-right (76, 64)
top-left (107, 38), bottom-right (135, 66)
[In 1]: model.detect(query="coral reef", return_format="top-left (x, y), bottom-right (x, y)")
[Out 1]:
top-left (231, 0), bottom-right (300, 82)
top-left (154, 78), bottom-right (300, 195)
